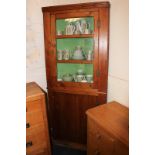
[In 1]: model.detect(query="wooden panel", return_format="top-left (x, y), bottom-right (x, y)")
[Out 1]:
top-left (57, 60), bottom-right (93, 64)
top-left (42, 2), bottom-right (110, 12)
top-left (98, 7), bottom-right (110, 93)
top-left (26, 99), bottom-right (42, 112)
top-left (26, 123), bottom-right (47, 154)
top-left (86, 102), bottom-right (129, 146)
top-left (26, 82), bottom-right (44, 102)
top-left (26, 122), bottom-right (44, 134)
top-left (87, 102), bottom-right (129, 155)
top-left (49, 92), bottom-right (99, 144)
top-left (26, 82), bottom-right (52, 155)
top-left (87, 117), bottom-right (115, 155)
top-left (43, 12), bottom-right (53, 87)
top-left (27, 110), bottom-right (44, 126)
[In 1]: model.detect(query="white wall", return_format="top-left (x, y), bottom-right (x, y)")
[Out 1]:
top-left (26, 0), bottom-right (129, 106)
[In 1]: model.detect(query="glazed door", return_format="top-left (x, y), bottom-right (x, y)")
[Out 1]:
top-left (49, 11), bottom-right (99, 91)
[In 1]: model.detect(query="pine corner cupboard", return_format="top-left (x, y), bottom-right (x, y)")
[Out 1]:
top-left (42, 2), bottom-right (110, 150)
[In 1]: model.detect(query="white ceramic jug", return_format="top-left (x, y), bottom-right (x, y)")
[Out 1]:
top-left (65, 23), bottom-right (75, 35)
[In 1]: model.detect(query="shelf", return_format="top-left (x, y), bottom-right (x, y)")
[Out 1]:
top-left (56, 34), bottom-right (94, 39)
top-left (57, 60), bottom-right (93, 64)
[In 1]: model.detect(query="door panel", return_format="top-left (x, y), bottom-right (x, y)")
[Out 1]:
top-left (50, 92), bottom-right (98, 144)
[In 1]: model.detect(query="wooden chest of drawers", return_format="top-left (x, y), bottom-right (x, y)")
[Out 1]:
top-left (86, 102), bottom-right (129, 155)
top-left (26, 82), bottom-right (51, 155)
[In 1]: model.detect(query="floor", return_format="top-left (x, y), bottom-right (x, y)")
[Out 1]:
top-left (53, 144), bottom-right (86, 155)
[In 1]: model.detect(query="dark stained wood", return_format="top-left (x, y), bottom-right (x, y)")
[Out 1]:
top-left (50, 87), bottom-right (98, 96)
top-left (98, 7), bottom-right (110, 93)
top-left (55, 11), bottom-right (98, 19)
top-left (53, 139), bottom-right (86, 151)
top-left (86, 102), bottom-right (129, 155)
top-left (57, 60), bottom-right (93, 64)
top-left (42, 2), bottom-right (110, 12)
top-left (42, 2), bottom-right (110, 149)
top-left (50, 92), bottom-right (100, 144)
top-left (43, 13), bottom-right (52, 87)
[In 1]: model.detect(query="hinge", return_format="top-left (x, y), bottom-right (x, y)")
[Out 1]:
top-left (96, 70), bottom-right (100, 77)
top-left (97, 20), bottom-right (100, 28)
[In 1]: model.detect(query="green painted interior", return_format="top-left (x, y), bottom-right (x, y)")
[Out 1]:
top-left (56, 17), bottom-right (94, 82)
top-left (56, 17), bottom-right (94, 34)
top-left (56, 38), bottom-right (94, 58)
top-left (57, 63), bottom-right (93, 80)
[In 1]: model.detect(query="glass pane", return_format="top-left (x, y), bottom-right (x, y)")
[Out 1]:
top-left (57, 38), bottom-right (94, 60)
top-left (56, 17), bottom-right (94, 35)
top-left (57, 63), bottom-right (93, 83)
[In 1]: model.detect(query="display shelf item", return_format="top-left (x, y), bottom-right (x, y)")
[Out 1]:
top-left (56, 17), bottom-right (94, 35)
top-left (57, 63), bottom-right (93, 83)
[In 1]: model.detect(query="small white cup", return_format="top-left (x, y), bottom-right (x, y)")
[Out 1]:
top-left (57, 30), bottom-right (62, 35)
top-left (77, 75), bottom-right (85, 82)
top-left (86, 75), bottom-right (93, 82)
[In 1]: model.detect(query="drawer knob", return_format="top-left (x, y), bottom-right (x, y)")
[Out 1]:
top-left (95, 150), bottom-right (100, 155)
top-left (26, 123), bottom-right (30, 128)
top-left (26, 141), bottom-right (33, 147)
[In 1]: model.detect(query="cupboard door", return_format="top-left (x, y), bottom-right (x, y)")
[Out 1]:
top-left (49, 11), bottom-right (99, 90)
top-left (51, 92), bottom-right (97, 144)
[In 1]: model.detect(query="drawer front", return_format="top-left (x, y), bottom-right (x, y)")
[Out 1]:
top-left (26, 110), bottom-right (44, 127)
top-left (26, 99), bottom-right (42, 113)
top-left (87, 117), bottom-right (115, 155)
top-left (26, 123), bottom-right (47, 154)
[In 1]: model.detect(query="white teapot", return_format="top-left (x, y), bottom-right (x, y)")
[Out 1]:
top-left (72, 46), bottom-right (85, 60)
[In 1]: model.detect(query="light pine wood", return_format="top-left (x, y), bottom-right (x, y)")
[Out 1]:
top-left (86, 101), bottom-right (129, 155)
top-left (26, 82), bottom-right (51, 155)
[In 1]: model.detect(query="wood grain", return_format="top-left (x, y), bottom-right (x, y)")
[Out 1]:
top-left (42, 2), bottom-right (110, 149)
top-left (50, 92), bottom-right (100, 144)
top-left (42, 2), bottom-right (110, 12)
top-left (86, 101), bottom-right (129, 155)
top-left (26, 82), bottom-right (52, 155)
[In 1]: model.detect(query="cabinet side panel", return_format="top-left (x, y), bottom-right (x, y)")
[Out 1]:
top-left (43, 12), bottom-right (52, 87)
top-left (98, 7), bottom-right (110, 93)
